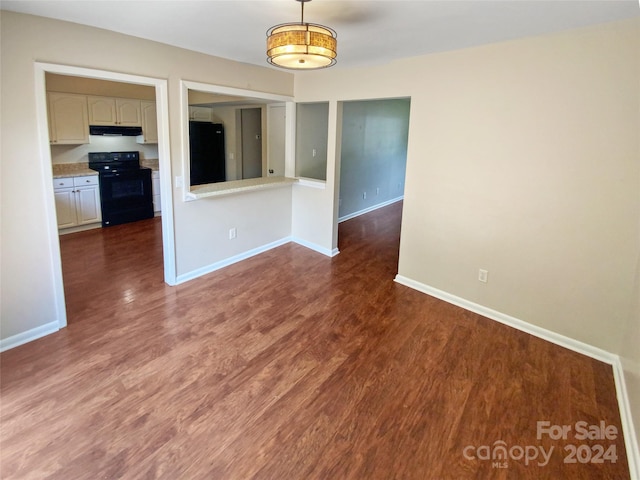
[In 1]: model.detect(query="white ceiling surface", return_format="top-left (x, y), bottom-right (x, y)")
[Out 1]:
top-left (2, 1), bottom-right (638, 70)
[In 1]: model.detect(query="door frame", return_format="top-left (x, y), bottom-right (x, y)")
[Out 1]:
top-left (180, 80), bottom-right (294, 197)
top-left (34, 62), bottom-right (176, 330)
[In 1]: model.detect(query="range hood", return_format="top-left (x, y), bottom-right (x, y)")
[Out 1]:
top-left (89, 125), bottom-right (143, 136)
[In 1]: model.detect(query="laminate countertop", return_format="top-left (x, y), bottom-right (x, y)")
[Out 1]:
top-left (52, 163), bottom-right (96, 178)
top-left (52, 159), bottom-right (159, 178)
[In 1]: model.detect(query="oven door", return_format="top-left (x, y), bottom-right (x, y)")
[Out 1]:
top-left (98, 169), bottom-right (153, 226)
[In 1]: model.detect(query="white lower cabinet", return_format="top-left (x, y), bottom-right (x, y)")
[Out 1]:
top-left (54, 187), bottom-right (78, 229)
top-left (75, 185), bottom-right (102, 224)
top-left (54, 176), bottom-right (102, 230)
top-left (151, 170), bottom-right (161, 214)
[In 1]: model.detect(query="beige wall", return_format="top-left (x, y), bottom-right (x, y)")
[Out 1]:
top-left (46, 73), bottom-right (155, 99)
top-left (296, 18), bottom-right (640, 354)
top-left (622, 249), bottom-right (640, 447)
top-left (0, 11), bottom-right (294, 340)
top-left (291, 100), bottom-right (342, 255)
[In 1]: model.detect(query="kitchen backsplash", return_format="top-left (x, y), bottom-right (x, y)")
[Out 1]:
top-left (141, 158), bottom-right (159, 170)
top-left (51, 135), bottom-right (159, 164)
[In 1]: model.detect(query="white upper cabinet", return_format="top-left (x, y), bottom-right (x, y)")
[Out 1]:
top-left (116, 98), bottom-right (142, 126)
top-left (47, 92), bottom-right (90, 144)
top-left (87, 96), bottom-right (117, 125)
top-left (189, 106), bottom-right (213, 122)
top-left (88, 96), bottom-right (141, 126)
top-left (137, 101), bottom-right (158, 144)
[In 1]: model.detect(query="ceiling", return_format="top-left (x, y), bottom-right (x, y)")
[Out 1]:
top-left (2, 0), bottom-right (638, 70)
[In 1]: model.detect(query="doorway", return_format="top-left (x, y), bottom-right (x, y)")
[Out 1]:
top-left (337, 98), bottom-right (410, 223)
top-left (240, 108), bottom-right (262, 179)
top-left (34, 62), bottom-right (174, 330)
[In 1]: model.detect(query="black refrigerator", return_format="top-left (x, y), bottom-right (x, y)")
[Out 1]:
top-left (189, 122), bottom-right (226, 185)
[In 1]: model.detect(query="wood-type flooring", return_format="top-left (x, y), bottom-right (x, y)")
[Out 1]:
top-left (0, 202), bottom-right (631, 479)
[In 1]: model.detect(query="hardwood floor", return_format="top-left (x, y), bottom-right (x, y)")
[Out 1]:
top-left (1, 203), bottom-right (630, 479)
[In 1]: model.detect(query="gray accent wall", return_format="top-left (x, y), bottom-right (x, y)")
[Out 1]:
top-left (339, 98), bottom-right (410, 219)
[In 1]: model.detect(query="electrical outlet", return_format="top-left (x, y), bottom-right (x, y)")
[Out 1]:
top-left (363, 191), bottom-right (367, 200)
top-left (229, 228), bottom-right (237, 240)
top-left (175, 176), bottom-right (184, 188)
top-left (478, 269), bottom-right (488, 283)
top-left (376, 187), bottom-right (380, 195)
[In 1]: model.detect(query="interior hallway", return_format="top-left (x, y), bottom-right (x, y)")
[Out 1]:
top-left (0, 202), bottom-right (630, 479)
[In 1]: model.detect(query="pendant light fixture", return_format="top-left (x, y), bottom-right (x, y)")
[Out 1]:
top-left (266, 0), bottom-right (337, 70)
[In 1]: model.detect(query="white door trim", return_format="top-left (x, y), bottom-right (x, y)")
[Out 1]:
top-left (34, 62), bottom-right (176, 331)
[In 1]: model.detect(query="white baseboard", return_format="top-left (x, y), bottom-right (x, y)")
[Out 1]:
top-left (176, 237), bottom-right (292, 284)
top-left (394, 275), bottom-right (616, 363)
top-left (0, 321), bottom-right (59, 352)
top-left (175, 235), bottom-right (340, 285)
top-left (58, 223), bottom-right (102, 235)
top-left (292, 237), bottom-right (339, 257)
top-left (616, 358), bottom-right (640, 480)
top-left (394, 274), bottom-right (639, 480)
top-left (338, 196), bottom-right (404, 223)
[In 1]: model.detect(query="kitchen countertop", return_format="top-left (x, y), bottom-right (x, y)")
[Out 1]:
top-left (52, 163), bottom-right (96, 178)
top-left (186, 176), bottom-right (298, 200)
top-left (52, 159), bottom-right (159, 178)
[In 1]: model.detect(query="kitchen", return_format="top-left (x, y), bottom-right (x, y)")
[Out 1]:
top-left (46, 72), bottom-right (284, 324)
top-left (46, 72), bottom-right (166, 325)
top-left (47, 73), bottom-right (161, 234)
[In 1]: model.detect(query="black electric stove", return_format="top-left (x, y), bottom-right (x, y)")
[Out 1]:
top-left (88, 151), bottom-right (153, 227)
